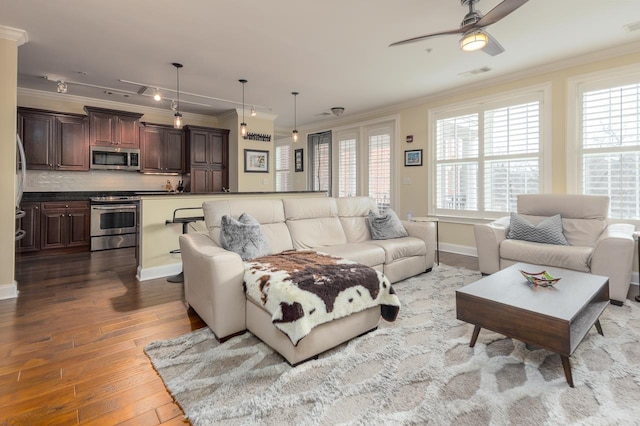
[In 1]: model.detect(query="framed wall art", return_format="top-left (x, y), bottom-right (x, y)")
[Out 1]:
top-left (404, 149), bottom-right (423, 167)
top-left (294, 149), bottom-right (304, 172)
top-left (244, 149), bottom-right (269, 173)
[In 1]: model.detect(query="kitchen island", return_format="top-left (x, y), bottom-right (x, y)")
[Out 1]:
top-left (137, 191), bottom-right (326, 281)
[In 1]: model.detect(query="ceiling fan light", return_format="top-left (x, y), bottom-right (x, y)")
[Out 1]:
top-left (460, 31), bottom-right (488, 52)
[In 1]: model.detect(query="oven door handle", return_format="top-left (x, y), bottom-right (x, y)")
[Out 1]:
top-left (92, 205), bottom-right (138, 210)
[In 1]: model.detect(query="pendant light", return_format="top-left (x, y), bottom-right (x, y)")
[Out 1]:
top-left (172, 62), bottom-right (183, 129)
top-left (239, 79), bottom-right (248, 137)
top-left (291, 91), bottom-right (299, 143)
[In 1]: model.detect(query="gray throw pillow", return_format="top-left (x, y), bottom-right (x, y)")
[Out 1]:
top-left (220, 213), bottom-right (270, 260)
top-left (367, 208), bottom-right (408, 240)
top-left (507, 213), bottom-right (569, 246)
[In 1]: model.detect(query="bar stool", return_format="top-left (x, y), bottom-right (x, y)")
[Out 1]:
top-left (165, 207), bottom-right (204, 283)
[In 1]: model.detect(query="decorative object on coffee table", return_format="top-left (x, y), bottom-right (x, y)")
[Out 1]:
top-left (519, 269), bottom-right (560, 287)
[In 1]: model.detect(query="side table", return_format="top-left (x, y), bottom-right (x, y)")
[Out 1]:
top-left (411, 216), bottom-right (439, 265)
top-left (634, 231), bottom-right (640, 302)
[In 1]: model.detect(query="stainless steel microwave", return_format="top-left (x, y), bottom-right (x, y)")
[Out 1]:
top-left (90, 146), bottom-right (140, 171)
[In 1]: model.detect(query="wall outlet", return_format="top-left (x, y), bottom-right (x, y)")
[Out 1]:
top-left (262, 178), bottom-right (269, 185)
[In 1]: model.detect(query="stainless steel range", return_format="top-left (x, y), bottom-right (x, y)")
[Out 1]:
top-left (89, 196), bottom-right (140, 251)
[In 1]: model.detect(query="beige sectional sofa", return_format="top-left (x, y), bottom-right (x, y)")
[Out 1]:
top-left (474, 194), bottom-right (635, 305)
top-left (179, 196), bottom-right (436, 364)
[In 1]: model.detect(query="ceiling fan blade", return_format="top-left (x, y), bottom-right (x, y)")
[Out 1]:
top-left (482, 32), bottom-right (504, 56)
top-left (476, 0), bottom-right (528, 27)
top-left (389, 27), bottom-right (466, 47)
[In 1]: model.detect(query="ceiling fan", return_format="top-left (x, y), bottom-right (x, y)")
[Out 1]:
top-left (389, 0), bottom-right (528, 56)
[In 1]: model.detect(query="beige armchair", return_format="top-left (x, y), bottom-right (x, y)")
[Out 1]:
top-left (474, 194), bottom-right (635, 305)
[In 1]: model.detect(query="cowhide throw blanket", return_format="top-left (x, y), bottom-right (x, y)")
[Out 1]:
top-left (243, 250), bottom-right (401, 346)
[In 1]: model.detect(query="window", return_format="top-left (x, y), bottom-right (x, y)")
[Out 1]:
top-left (433, 90), bottom-right (544, 217)
top-left (337, 136), bottom-right (357, 197)
top-left (308, 131), bottom-right (332, 194)
top-left (275, 143), bottom-right (291, 191)
top-left (576, 78), bottom-right (640, 219)
top-left (367, 127), bottom-right (392, 212)
top-left (333, 121), bottom-right (395, 212)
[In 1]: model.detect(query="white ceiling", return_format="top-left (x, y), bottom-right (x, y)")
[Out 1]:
top-left (3, 0), bottom-right (640, 132)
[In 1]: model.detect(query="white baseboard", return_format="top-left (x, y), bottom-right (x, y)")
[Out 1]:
top-left (440, 242), bottom-right (477, 258)
top-left (137, 263), bottom-right (182, 281)
top-left (0, 281), bottom-right (18, 300)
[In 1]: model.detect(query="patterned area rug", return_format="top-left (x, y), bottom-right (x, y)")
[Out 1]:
top-left (145, 265), bottom-right (640, 425)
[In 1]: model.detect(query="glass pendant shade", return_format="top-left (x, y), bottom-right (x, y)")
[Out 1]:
top-left (292, 91), bottom-right (299, 143)
top-left (240, 122), bottom-right (247, 137)
top-left (174, 112), bottom-right (183, 129)
top-left (292, 129), bottom-right (298, 143)
top-left (239, 79), bottom-right (248, 137)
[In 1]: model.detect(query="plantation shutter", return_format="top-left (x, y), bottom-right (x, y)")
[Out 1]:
top-left (580, 82), bottom-right (640, 219)
top-left (338, 137), bottom-right (357, 197)
top-left (275, 144), bottom-right (291, 191)
top-left (367, 127), bottom-right (392, 212)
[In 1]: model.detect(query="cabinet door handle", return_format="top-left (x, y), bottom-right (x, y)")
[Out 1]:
top-left (57, 164), bottom-right (61, 167)
top-left (68, 214), bottom-right (72, 217)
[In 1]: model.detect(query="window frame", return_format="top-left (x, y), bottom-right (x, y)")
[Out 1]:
top-left (567, 63), bottom-right (640, 222)
top-left (274, 139), bottom-right (292, 192)
top-left (428, 83), bottom-right (552, 220)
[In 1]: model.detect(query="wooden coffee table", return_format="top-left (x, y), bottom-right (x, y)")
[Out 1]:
top-left (456, 263), bottom-right (609, 387)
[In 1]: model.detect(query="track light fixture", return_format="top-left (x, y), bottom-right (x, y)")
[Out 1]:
top-left (251, 105), bottom-right (257, 117)
top-left (292, 91), bottom-right (299, 143)
top-left (172, 63), bottom-right (183, 129)
top-left (153, 88), bottom-right (162, 101)
top-left (57, 80), bottom-right (67, 94)
top-left (239, 79), bottom-right (248, 137)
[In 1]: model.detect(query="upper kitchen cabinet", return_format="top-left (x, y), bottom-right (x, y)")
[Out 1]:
top-left (140, 123), bottom-right (184, 174)
top-left (18, 107), bottom-right (89, 171)
top-left (84, 106), bottom-right (143, 148)
top-left (184, 126), bottom-right (229, 193)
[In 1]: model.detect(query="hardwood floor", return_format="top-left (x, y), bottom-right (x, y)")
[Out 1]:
top-left (1, 249), bottom-right (477, 425)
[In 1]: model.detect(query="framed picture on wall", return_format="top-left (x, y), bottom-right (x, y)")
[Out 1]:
top-left (295, 149), bottom-right (304, 172)
top-left (404, 149), bottom-right (423, 167)
top-left (244, 149), bottom-right (269, 173)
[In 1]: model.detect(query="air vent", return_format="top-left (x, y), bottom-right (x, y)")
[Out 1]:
top-left (458, 66), bottom-right (492, 77)
top-left (623, 21), bottom-right (640, 32)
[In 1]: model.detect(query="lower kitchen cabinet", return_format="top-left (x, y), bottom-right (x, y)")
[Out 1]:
top-left (16, 202), bottom-right (41, 253)
top-left (40, 201), bottom-right (90, 251)
top-left (190, 166), bottom-right (227, 193)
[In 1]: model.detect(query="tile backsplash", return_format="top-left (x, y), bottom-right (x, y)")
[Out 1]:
top-left (26, 170), bottom-right (184, 192)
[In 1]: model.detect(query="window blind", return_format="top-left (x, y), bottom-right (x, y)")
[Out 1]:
top-left (368, 132), bottom-right (391, 212)
top-left (580, 83), bottom-right (640, 219)
top-left (275, 144), bottom-right (291, 192)
top-left (338, 138), bottom-right (357, 197)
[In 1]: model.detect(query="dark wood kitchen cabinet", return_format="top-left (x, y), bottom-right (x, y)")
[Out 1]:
top-left (18, 107), bottom-right (89, 171)
top-left (140, 124), bottom-right (184, 173)
top-left (85, 106), bottom-right (143, 148)
top-left (185, 126), bottom-right (229, 193)
top-left (40, 201), bottom-right (90, 251)
top-left (16, 202), bottom-right (41, 253)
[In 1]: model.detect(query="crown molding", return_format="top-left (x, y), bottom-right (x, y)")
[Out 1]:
top-left (218, 107), bottom-right (278, 122)
top-left (0, 25), bottom-right (28, 46)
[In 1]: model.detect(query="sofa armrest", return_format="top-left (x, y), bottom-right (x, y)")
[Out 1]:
top-left (179, 233), bottom-right (246, 340)
top-left (401, 220), bottom-right (436, 266)
top-left (474, 216), bottom-right (510, 275)
top-left (590, 223), bottom-right (635, 303)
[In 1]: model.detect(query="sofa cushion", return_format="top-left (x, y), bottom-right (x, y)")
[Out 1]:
top-left (315, 243), bottom-right (386, 267)
top-left (500, 239), bottom-right (592, 272)
top-left (367, 209), bottom-right (408, 240)
top-left (203, 198), bottom-right (293, 253)
top-left (220, 213), bottom-right (270, 260)
top-left (367, 237), bottom-right (427, 264)
top-left (507, 213), bottom-right (569, 246)
top-left (284, 197), bottom-right (348, 249)
top-left (336, 197), bottom-right (378, 243)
